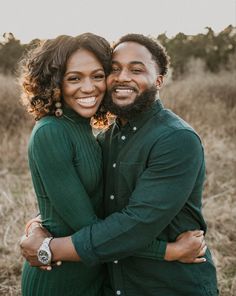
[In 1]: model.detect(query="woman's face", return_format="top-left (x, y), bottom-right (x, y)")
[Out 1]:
top-left (62, 48), bottom-right (106, 118)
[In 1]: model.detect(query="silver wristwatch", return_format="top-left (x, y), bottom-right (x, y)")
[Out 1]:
top-left (37, 237), bottom-right (53, 265)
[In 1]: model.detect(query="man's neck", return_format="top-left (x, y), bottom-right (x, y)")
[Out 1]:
top-left (119, 117), bottom-right (128, 126)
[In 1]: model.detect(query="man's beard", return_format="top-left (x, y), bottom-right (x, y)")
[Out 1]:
top-left (103, 85), bottom-right (158, 120)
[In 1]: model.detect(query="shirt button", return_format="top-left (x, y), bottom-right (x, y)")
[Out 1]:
top-left (116, 291), bottom-right (121, 295)
top-left (114, 260), bottom-right (118, 264)
top-left (110, 195), bottom-right (115, 200)
top-left (133, 126), bottom-right (137, 131)
top-left (121, 135), bottom-right (126, 140)
top-left (113, 163), bottom-right (116, 168)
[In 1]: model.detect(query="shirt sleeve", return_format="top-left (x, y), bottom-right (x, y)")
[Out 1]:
top-left (30, 122), bottom-right (98, 231)
top-left (71, 129), bottom-right (204, 265)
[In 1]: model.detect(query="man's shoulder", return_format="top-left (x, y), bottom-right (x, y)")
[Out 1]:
top-left (149, 109), bottom-right (203, 154)
top-left (153, 108), bottom-right (197, 135)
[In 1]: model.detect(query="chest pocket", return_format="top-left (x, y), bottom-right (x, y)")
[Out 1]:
top-left (116, 161), bottom-right (145, 202)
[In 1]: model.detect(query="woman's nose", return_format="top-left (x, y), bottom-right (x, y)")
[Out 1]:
top-left (80, 78), bottom-right (95, 93)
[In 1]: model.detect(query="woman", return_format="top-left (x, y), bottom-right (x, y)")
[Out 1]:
top-left (20, 33), bottom-right (111, 296)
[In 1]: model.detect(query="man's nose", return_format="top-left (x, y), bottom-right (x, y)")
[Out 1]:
top-left (80, 78), bottom-right (95, 93)
top-left (116, 69), bottom-right (131, 82)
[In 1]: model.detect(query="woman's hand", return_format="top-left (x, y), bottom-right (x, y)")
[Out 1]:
top-left (165, 230), bottom-right (207, 263)
top-left (24, 215), bottom-right (42, 237)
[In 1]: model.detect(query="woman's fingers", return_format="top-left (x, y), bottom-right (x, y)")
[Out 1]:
top-left (192, 257), bottom-right (207, 263)
top-left (38, 261), bottom-right (62, 271)
top-left (198, 245), bottom-right (207, 257)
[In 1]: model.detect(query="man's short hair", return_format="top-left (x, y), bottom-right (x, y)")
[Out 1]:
top-left (113, 33), bottom-right (169, 76)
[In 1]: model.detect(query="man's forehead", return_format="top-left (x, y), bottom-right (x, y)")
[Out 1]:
top-left (112, 41), bottom-right (153, 64)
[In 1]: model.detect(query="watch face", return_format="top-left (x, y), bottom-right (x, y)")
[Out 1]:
top-left (38, 250), bottom-right (49, 264)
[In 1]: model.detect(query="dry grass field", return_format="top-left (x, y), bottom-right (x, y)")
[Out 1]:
top-left (0, 68), bottom-right (235, 295)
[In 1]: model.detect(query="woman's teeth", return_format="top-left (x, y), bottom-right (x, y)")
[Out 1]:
top-left (76, 97), bottom-right (96, 107)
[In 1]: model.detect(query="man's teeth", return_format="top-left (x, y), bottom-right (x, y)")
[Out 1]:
top-left (115, 89), bottom-right (134, 93)
top-left (76, 97), bottom-right (96, 106)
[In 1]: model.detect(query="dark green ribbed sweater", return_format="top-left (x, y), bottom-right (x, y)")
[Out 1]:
top-left (21, 107), bottom-right (105, 296)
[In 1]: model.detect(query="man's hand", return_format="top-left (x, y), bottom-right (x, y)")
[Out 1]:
top-left (165, 230), bottom-right (207, 263)
top-left (20, 226), bottom-right (51, 267)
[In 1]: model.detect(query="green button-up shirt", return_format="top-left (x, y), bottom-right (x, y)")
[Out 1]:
top-left (72, 100), bottom-right (218, 296)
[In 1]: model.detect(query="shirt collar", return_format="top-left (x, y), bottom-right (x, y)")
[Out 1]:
top-left (115, 99), bottom-right (164, 131)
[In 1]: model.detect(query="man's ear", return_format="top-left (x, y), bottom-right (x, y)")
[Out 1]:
top-left (156, 75), bottom-right (164, 90)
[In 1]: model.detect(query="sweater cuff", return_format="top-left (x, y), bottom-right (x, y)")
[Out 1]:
top-left (71, 227), bottom-right (100, 266)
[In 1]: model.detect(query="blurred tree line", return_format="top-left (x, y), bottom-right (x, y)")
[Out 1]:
top-left (156, 25), bottom-right (236, 78)
top-left (0, 25), bottom-right (235, 78)
top-left (0, 33), bottom-right (39, 75)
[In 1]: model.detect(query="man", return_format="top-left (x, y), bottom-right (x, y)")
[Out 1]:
top-left (21, 34), bottom-right (218, 295)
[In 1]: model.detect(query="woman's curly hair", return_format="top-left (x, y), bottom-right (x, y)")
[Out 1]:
top-left (20, 33), bottom-right (112, 122)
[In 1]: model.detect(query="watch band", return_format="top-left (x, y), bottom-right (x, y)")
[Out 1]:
top-left (37, 237), bottom-right (54, 265)
top-left (43, 237), bottom-right (53, 245)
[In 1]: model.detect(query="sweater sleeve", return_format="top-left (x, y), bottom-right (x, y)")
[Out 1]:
top-left (71, 130), bottom-right (204, 265)
top-left (30, 122), bottom-right (98, 231)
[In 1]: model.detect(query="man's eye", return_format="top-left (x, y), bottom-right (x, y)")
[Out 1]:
top-left (111, 67), bottom-right (120, 73)
top-left (131, 69), bottom-right (143, 74)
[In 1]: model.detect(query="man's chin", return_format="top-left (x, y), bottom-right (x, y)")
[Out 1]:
top-left (112, 96), bottom-right (136, 107)
top-left (104, 86), bottom-right (158, 119)
top-left (112, 100), bottom-right (133, 108)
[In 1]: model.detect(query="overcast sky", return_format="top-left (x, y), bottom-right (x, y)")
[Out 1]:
top-left (1, 0), bottom-right (235, 43)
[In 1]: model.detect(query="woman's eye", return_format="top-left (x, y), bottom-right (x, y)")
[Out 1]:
top-left (94, 74), bottom-right (105, 80)
top-left (67, 76), bottom-right (80, 81)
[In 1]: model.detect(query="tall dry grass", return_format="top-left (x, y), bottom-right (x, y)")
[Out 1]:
top-left (161, 68), bottom-right (236, 296)
top-left (0, 74), bottom-right (36, 296)
top-left (0, 68), bottom-right (235, 295)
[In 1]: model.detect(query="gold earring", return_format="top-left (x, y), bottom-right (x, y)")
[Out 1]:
top-left (55, 101), bottom-right (63, 117)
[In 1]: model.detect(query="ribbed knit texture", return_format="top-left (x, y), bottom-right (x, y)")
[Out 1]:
top-left (21, 107), bottom-right (105, 296)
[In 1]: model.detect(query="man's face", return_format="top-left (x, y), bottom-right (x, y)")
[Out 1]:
top-left (106, 41), bottom-right (163, 108)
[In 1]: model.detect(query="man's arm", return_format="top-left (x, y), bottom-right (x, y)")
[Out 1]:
top-left (70, 130), bottom-right (205, 265)
top-left (21, 130), bottom-right (206, 265)
top-left (20, 227), bottom-right (206, 265)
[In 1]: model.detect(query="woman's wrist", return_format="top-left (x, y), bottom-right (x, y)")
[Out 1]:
top-left (164, 242), bottom-right (180, 261)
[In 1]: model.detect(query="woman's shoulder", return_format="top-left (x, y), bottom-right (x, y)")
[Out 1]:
top-left (30, 116), bottom-right (69, 143)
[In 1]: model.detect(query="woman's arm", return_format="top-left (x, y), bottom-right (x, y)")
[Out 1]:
top-left (29, 122), bottom-right (99, 230)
